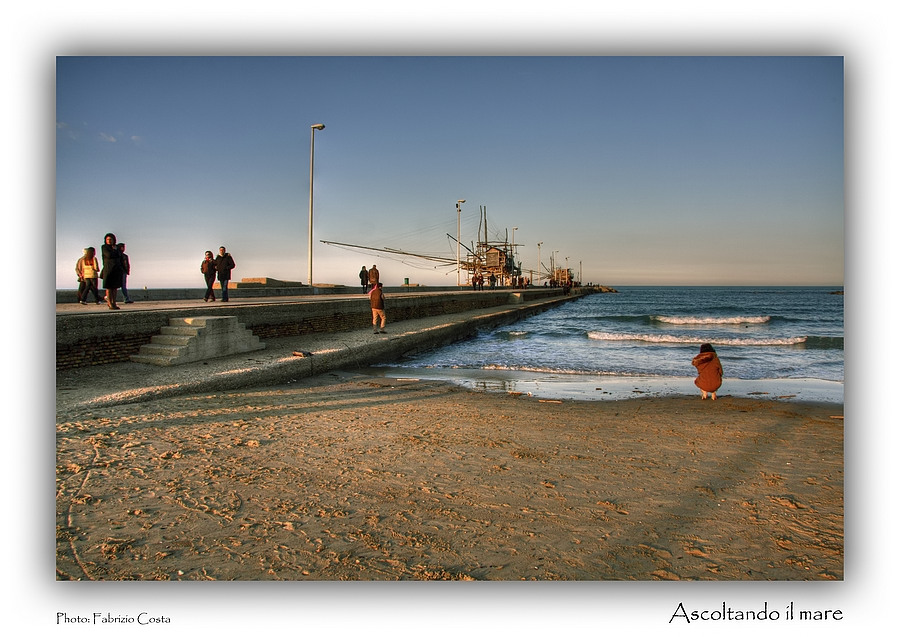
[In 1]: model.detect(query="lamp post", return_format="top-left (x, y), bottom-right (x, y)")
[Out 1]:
top-left (308, 123), bottom-right (325, 286)
top-left (537, 242), bottom-right (542, 283)
top-left (456, 199), bottom-right (465, 286)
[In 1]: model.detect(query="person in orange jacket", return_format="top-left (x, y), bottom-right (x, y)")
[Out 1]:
top-left (692, 343), bottom-right (723, 400)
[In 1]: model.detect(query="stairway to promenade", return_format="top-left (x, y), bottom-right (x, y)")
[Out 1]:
top-left (130, 316), bottom-right (265, 366)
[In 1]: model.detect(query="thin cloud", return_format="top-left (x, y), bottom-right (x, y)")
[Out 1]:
top-left (56, 121), bottom-right (80, 140)
top-left (99, 132), bottom-right (117, 143)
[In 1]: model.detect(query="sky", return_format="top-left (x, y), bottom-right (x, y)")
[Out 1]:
top-left (55, 55), bottom-right (844, 289)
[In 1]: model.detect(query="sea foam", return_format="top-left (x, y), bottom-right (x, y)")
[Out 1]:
top-left (652, 315), bottom-right (771, 325)
top-left (587, 331), bottom-right (806, 346)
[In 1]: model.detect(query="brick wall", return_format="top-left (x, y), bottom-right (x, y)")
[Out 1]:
top-left (247, 293), bottom-right (507, 341)
top-left (57, 334), bottom-right (151, 370)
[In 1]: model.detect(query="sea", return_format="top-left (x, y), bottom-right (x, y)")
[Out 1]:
top-left (370, 286), bottom-right (845, 404)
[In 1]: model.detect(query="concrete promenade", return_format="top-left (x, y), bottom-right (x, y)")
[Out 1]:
top-left (56, 287), bottom-right (594, 408)
top-left (57, 287), bottom-right (586, 367)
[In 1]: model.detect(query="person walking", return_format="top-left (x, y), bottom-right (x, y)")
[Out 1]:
top-left (75, 247), bottom-right (102, 304)
top-left (214, 246), bottom-right (236, 301)
top-left (118, 243), bottom-right (133, 303)
top-left (692, 343), bottom-right (724, 400)
top-left (100, 232), bottom-right (124, 310)
top-left (359, 265), bottom-right (369, 293)
top-left (369, 282), bottom-right (387, 334)
top-left (367, 264), bottom-right (380, 292)
top-left (201, 250), bottom-right (217, 301)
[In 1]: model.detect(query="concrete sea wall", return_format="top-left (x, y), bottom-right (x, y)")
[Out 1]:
top-left (56, 288), bottom-right (587, 370)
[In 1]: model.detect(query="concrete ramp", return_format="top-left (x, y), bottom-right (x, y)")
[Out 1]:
top-left (130, 316), bottom-right (264, 366)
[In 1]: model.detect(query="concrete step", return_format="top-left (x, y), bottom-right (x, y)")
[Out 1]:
top-left (169, 316), bottom-right (232, 333)
top-left (137, 343), bottom-right (189, 357)
top-left (130, 354), bottom-right (179, 367)
top-left (151, 334), bottom-right (194, 346)
top-left (131, 315), bottom-right (264, 366)
top-left (160, 326), bottom-right (203, 337)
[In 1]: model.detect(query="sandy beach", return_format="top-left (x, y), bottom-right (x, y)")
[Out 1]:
top-left (56, 362), bottom-right (842, 581)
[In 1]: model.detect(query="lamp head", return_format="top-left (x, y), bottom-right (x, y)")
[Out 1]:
top-left (311, 123), bottom-right (325, 130)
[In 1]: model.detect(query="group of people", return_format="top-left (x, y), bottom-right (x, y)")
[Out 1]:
top-left (75, 238), bottom-right (239, 309)
top-left (359, 264), bottom-right (380, 293)
top-left (201, 247), bottom-right (236, 302)
top-left (75, 233), bottom-right (132, 310)
top-left (471, 273), bottom-right (530, 290)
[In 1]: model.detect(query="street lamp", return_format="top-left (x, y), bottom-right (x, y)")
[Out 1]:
top-left (537, 242), bottom-right (543, 282)
top-left (456, 200), bottom-right (465, 286)
top-left (308, 123), bottom-right (325, 286)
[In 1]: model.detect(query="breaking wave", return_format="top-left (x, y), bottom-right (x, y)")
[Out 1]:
top-left (652, 315), bottom-right (771, 325)
top-left (587, 331), bottom-right (808, 346)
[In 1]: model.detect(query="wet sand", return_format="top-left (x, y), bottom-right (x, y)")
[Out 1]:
top-left (56, 370), bottom-right (842, 581)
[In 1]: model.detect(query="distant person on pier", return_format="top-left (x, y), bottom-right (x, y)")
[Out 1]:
top-left (100, 233), bottom-right (124, 310)
top-left (201, 250), bottom-right (217, 301)
top-left (367, 264), bottom-right (380, 291)
top-left (359, 265), bottom-right (369, 293)
top-left (75, 247), bottom-right (101, 304)
top-left (692, 343), bottom-right (724, 400)
top-left (215, 246), bottom-right (236, 302)
top-left (369, 282), bottom-right (387, 334)
top-left (117, 243), bottom-right (133, 303)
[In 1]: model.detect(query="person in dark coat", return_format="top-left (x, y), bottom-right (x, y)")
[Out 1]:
top-left (100, 232), bottom-right (124, 310)
top-left (691, 343), bottom-right (724, 400)
top-left (214, 246), bottom-right (236, 301)
top-left (201, 250), bottom-right (217, 301)
top-left (359, 266), bottom-right (369, 293)
top-left (117, 243), bottom-right (133, 303)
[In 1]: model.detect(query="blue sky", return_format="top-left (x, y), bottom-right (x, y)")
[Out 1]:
top-left (55, 56), bottom-right (843, 288)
